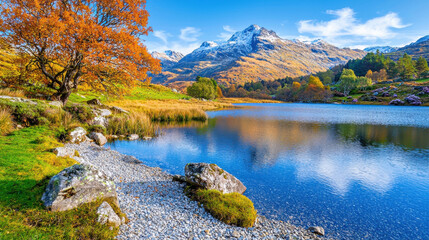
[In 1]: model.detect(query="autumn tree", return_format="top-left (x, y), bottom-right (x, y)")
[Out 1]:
top-left (0, 0), bottom-right (161, 104)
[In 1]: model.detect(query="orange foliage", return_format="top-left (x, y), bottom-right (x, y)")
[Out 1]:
top-left (0, 0), bottom-right (161, 103)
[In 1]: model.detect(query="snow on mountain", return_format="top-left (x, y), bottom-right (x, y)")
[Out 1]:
top-left (364, 46), bottom-right (399, 53)
top-left (152, 25), bottom-right (366, 85)
top-left (410, 35), bottom-right (429, 45)
top-left (152, 50), bottom-right (184, 62)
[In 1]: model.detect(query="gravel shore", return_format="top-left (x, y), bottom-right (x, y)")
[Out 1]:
top-left (66, 142), bottom-right (328, 240)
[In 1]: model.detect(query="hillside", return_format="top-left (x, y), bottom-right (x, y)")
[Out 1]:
top-left (386, 35), bottom-right (429, 61)
top-left (152, 25), bottom-right (366, 86)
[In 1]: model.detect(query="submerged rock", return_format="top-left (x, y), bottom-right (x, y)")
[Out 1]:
top-left (41, 164), bottom-right (119, 212)
top-left (89, 132), bottom-right (107, 146)
top-left (184, 163), bottom-right (246, 194)
top-left (97, 201), bottom-right (123, 227)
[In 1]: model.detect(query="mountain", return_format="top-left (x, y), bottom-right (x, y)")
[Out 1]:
top-left (152, 25), bottom-right (366, 85)
top-left (386, 35), bottom-right (429, 61)
top-left (152, 50), bottom-right (184, 67)
top-left (364, 46), bottom-right (398, 54)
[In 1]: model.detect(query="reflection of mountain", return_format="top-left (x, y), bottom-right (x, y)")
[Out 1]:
top-left (211, 116), bottom-right (429, 194)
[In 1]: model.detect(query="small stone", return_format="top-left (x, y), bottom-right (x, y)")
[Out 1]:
top-left (128, 134), bottom-right (139, 141)
top-left (53, 147), bottom-right (75, 157)
top-left (69, 127), bottom-right (87, 144)
top-left (308, 226), bottom-right (325, 236)
top-left (231, 230), bottom-right (240, 238)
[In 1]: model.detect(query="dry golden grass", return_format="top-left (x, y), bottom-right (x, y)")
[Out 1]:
top-left (0, 108), bottom-right (13, 135)
top-left (0, 88), bottom-right (26, 97)
top-left (218, 97), bottom-right (283, 104)
top-left (106, 112), bottom-right (158, 137)
top-left (108, 99), bottom-right (232, 122)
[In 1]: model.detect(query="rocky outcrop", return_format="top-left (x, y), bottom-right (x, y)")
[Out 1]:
top-left (69, 127), bottom-right (87, 144)
top-left (184, 163), bottom-right (246, 194)
top-left (41, 164), bottom-right (119, 212)
top-left (111, 106), bottom-right (129, 114)
top-left (0, 96), bottom-right (37, 105)
top-left (89, 132), bottom-right (107, 146)
top-left (308, 226), bottom-right (325, 236)
top-left (91, 116), bottom-right (108, 127)
top-left (97, 201), bottom-right (123, 227)
top-left (48, 101), bottom-right (63, 108)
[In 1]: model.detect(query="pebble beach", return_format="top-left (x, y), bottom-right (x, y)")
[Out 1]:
top-left (66, 142), bottom-right (327, 240)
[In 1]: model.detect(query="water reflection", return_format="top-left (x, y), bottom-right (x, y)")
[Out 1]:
top-left (107, 104), bottom-right (429, 239)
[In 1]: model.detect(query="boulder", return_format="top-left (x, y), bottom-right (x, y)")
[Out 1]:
top-left (389, 99), bottom-right (405, 105)
top-left (308, 226), bottom-right (325, 236)
top-left (0, 96), bottom-right (37, 105)
top-left (99, 109), bottom-right (112, 117)
top-left (97, 201), bottom-right (123, 227)
top-left (87, 98), bottom-right (102, 105)
top-left (49, 101), bottom-right (63, 108)
top-left (69, 127), bottom-right (87, 143)
top-left (89, 132), bottom-right (107, 146)
top-left (91, 116), bottom-right (108, 127)
top-left (184, 163), bottom-right (246, 194)
top-left (128, 134), bottom-right (139, 141)
top-left (53, 147), bottom-right (75, 158)
top-left (41, 164), bottom-right (119, 212)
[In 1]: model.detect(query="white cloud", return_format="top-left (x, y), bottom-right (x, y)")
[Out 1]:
top-left (218, 25), bottom-right (236, 40)
top-left (153, 30), bottom-right (170, 44)
top-left (179, 27), bottom-right (201, 42)
top-left (146, 40), bottom-right (201, 55)
top-left (298, 8), bottom-right (409, 44)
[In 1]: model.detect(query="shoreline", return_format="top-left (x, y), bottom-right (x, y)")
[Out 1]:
top-left (65, 141), bottom-right (328, 240)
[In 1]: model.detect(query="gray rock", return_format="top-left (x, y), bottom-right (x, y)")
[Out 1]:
top-left (97, 201), bottom-right (122, 227)
top-left (89, 132), bottom-right (107, 146)
top-left (53, 147), bottom-right (75, 158)
top-left (185, 163), bottom-right (246, 194)
top-left (41, 164), bottom-right (119, 212)
top-left (308, 226), bottom-right (325, 236)
top-left (112, 106), bottom-right (129, 114)
top-left (49, 101), bottom-right (63, 108)
top-left (128, 134), bottom-right (139, 141)
top-left (91, 116), bottom-right (108, 127)
top-left (99, 109), bottom-right (112, 117)
top-left (87, 98), bottom-right (102, 105)
top-left (0, 95), bottom-right (37, 105)
top-left (69, 127), bottom-right (87, 143)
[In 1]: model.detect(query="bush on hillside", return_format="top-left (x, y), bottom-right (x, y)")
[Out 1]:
top-left (187, 76), bottom-right (218, 100)
top-left (64, 103), bottom-right (95, 123)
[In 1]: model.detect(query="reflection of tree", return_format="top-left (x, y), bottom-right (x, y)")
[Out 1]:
top-left (334, 124), bottom-right (429, 149)
top-left (196, 118), bottom-right (217, 135)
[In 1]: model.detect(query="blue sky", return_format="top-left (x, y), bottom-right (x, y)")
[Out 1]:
top-left (143, 0), bottom-right (429, 54)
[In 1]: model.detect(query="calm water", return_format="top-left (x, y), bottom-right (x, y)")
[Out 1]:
top-left (106, 103), bottom-right (429, 239)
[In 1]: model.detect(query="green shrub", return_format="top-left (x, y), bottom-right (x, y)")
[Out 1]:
top-left (187, 76), bottom-right (218, 100)
top-left (0, 108), bottom-right (13, 135)
top-left (55, 126), bottom-right (72, 142)
top-left (64, 103), bottom-right (95, 123)
top-left (88, 124), bottom-right (106, 134)
top-left (191, 189), bottom-right (257, 227)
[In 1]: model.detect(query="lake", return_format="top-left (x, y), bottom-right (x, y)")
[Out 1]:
top-left (106, 103), bottom-right (429, 239)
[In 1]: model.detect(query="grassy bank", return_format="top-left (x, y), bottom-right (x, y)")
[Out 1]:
top-left (0, 127), bottom-right (118, 239)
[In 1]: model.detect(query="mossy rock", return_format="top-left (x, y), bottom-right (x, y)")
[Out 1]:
top-left (191, 189), bottom-right (257, 228)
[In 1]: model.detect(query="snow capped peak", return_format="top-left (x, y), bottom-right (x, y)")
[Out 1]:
top-left (200, 41), bottom-right (220, 48)
top-left (152, 50), bottom-right (184, 62)
top-left (228, 24), bottom-right (262, 44)
top-left (309, 39), bottom-right (328, 45)
top-left (411, 35), bottom-right (429, 45)
top-left (364, 46), bottom-right (398, 53)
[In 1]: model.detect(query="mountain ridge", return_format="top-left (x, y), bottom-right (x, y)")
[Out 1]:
top-left (152, 25), bottom-right (366, 86)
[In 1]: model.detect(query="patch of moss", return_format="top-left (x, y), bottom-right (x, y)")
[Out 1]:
top-left (190, 189), bottom-right (257, 228)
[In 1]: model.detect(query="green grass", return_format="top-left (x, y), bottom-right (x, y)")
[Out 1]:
top-left (125, 84), bottom-right (190, 100)
top-left (69, 84), bottom-right (190, 104)
top-left (190, 189), bottom-right (257, 228)
top-left (0, 127), bottom-right (118, 239)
